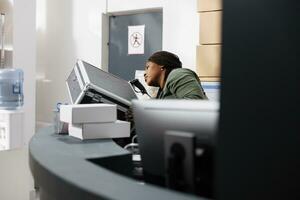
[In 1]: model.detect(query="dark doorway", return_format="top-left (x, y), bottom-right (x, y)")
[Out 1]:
top-left (108, 11), bottom-right (163, 81)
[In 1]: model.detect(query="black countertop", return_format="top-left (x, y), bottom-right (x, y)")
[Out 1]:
top-left (29, 126), bottom-right (205, 200)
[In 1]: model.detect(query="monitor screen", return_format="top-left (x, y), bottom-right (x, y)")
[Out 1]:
top-left (132, 100), bottom-right (219, 181)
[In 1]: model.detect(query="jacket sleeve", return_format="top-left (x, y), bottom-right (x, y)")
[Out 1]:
top-left (166, 70), bottom-right (208, 99)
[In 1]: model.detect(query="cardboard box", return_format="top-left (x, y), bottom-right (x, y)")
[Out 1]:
top-left (198, 77), bottom-right (221, 82)
top-left (197, 0), bottom-right (222, 12)
top-left (196, 45), bottom-right (221, 77)
top-left (200, 11), bottom-right (222, 44)
top-left (68, 120), bottom-right (130, 140)
top-left (60, 104), bottom-right (116, 124)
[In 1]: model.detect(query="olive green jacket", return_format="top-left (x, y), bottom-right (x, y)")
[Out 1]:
top-left (157, 68), bottom-right (208, 99)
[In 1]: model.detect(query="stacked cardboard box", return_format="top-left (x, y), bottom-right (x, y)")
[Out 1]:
top-left (197, 0), bottom-right (222, 82)
top-left (60, 104), bottom-right (130, 140)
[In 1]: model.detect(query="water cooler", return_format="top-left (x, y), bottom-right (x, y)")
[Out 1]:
top-left (0, 12), bottom-right (24, 151)
top-left (0, 69), bottom-right (24, 152)
top-left (0, 110), bottom-right (23, 150)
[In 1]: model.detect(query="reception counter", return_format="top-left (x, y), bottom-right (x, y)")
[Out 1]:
top-left (29, 126), bottom-right (205, 200)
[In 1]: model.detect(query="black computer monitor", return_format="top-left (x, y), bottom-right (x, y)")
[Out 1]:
top-left (132, 99), bottom-right (219, 195)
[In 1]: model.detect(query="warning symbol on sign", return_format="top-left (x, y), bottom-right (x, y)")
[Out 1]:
top-left (128, 25), bottom-right (145, 54)
top-left (130, 32), bottom-right (143, 48)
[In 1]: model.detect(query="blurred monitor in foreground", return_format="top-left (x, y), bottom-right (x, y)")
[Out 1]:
top-left (132, 100), bottom-right (219, 197)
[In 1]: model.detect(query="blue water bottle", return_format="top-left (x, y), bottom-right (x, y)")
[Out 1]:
top-left (0, 68), bottom-right (23, 109)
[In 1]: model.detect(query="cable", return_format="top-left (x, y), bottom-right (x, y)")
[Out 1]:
top-left (124, 135), bottom-right (139, 153)
top-left (124, 143), bottom-right (139, 153)
top-left (132, 134), bottom-right (138, 143)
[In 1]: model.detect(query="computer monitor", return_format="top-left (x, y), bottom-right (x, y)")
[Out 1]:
top-left (132, 100), bottom-right (219, 193)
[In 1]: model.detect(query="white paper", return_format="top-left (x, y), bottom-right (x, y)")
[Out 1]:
top-left (128, 25), bottom-right (145, 55)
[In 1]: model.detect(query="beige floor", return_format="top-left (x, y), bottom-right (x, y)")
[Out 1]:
top-left (0, 147), bottom-right (36, 200)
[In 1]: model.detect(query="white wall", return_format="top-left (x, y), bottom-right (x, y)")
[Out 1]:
top-left (36, 0), bottom-right (199, 123)
top-left (161, 0), bottom-right (199, 69)
top-left (14, 0), bottom-right (36, 145)
top-left (36, 0), bottom-right (106, 123)
top-left (0, 0), bottom-right (13, 49)
top-left (0, 0), bottom-right (13, 67)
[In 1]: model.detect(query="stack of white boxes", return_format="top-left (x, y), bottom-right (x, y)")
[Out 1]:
top-left (60, 104), bottom-right (130, 140)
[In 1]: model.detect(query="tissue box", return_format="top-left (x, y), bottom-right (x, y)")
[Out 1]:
top-left (60, 104), bottom-right (116, 124)
top-left (68, 120), bottom-right (130, 140)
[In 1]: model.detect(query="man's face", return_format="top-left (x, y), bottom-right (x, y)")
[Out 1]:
top-left (144, 61), bottom-right (163, 87)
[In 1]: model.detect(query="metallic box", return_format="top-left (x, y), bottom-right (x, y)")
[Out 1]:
top-left (66, 60), bottom-right (137, 119)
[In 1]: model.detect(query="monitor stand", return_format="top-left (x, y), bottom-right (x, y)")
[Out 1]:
top-left (164, 131), bottom-right (196, 193)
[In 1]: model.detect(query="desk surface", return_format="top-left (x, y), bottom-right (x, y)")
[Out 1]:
top-left (29, 126), bottom-right (205, 200)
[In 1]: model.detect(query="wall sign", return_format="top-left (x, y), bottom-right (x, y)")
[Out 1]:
top-left (128, 25), bottom-right (145, 55)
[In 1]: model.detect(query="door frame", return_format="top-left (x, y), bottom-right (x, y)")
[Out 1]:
top-left (101, 8), bottom-right (163, 72)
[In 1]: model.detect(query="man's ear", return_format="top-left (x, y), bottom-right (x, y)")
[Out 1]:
top-left (161, 66), bottom-right (165, 70)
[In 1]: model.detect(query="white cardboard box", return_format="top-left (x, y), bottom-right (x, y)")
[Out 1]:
top-left (60, 104), bottom-right (117, 124)
top-left (68, 120), bottom-right (130, 140)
